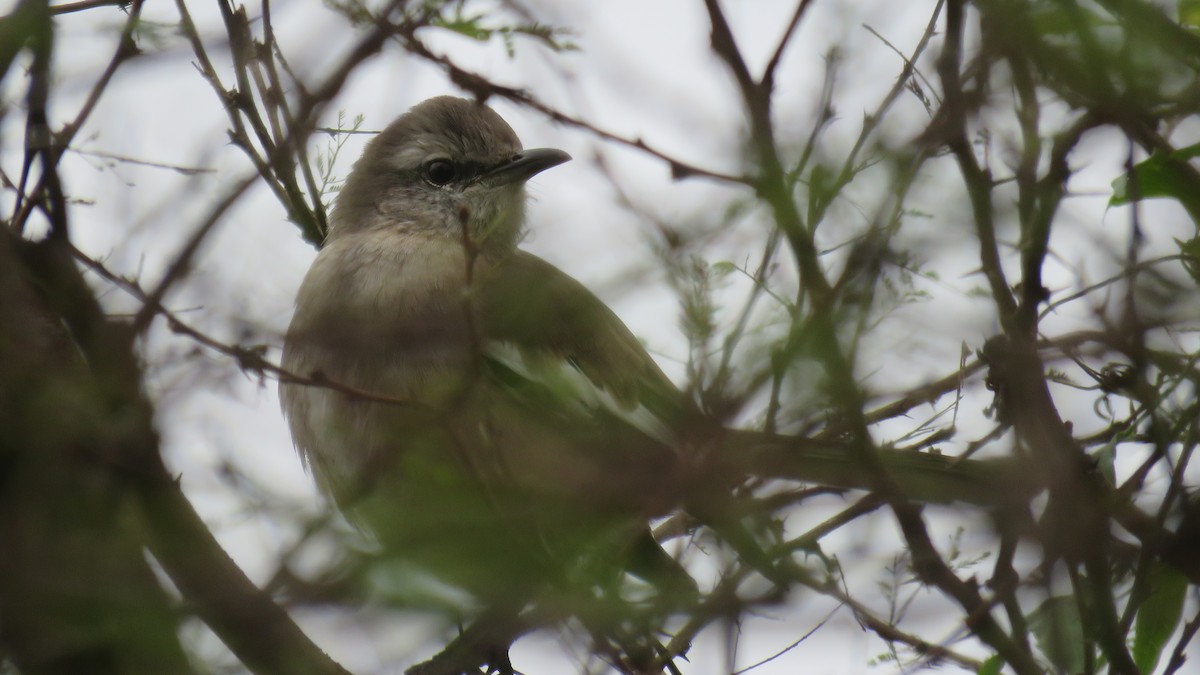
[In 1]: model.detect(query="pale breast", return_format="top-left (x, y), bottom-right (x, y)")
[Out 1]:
top-left (280, 231), bottom-right (479, 498)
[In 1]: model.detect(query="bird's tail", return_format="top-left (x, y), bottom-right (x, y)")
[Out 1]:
top-left (719, 428), bottom-right (1040, 508)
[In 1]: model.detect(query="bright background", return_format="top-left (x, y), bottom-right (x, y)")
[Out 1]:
top-left (3, 0), bottom-right (1197, 672)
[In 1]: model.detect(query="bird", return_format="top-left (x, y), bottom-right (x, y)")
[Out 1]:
top-left (278, 95), bottom-right (1035, 671)
top-left (279, 96), bottom-right (699, 628)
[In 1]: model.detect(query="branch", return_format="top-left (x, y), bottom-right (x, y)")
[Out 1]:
top-left (761, 0), bottom-right (815, 95)
top-left (935, 0), bottom-right (1018, 332)
top-left (5, 230), bottom-right (349, 674)
top-left (390, 23), bottom-right (750, 186)
top-left (49, 0), bottom-right (126, 14)
top-left (129, 171), bottom-right (259, 334)
top-left (11, 0), bottom-right (144, 234)
top-left (138, 459), bottom-right (352, 675)
top-left (701, 0), bottom-right (831, 306)
top-left (71, 244), bottom-right (436, 411)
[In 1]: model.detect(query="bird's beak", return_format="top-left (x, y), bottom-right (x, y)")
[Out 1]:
top-left (482, 148), bottom-right (571, 186)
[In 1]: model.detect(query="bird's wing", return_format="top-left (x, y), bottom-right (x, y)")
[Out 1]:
top-left (475, 250), bottom-right (684, 434)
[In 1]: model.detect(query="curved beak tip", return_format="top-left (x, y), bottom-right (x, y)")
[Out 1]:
top-left (488, 147), bottom-right (572, 185)
top-left (518, 147), bottom-right (572, 172)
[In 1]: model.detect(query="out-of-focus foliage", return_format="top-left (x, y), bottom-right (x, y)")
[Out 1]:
top-left (2, 0), bottom-right (1200, 673)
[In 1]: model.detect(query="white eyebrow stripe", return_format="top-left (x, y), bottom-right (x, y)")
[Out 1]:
top-left (387, 137), bottom-right (451, 171)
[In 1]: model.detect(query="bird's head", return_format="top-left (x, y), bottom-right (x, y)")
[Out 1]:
top-left (329, 96), bottom-right (570, 252)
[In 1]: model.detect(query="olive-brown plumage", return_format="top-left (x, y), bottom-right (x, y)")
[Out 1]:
top-left (280, 97), bottom-right (691, 608)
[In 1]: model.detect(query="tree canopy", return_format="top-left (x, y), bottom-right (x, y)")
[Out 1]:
top-left (1, 0), bottom-right (1199, 673)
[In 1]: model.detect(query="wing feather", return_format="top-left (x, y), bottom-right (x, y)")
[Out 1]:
top-left (477, 251), bottom-right (684, 428)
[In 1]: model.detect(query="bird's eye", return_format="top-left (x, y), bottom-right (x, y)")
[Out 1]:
top-left (423, 160), bottom-right (457, 186)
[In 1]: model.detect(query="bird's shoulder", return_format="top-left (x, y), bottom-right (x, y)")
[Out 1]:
top-left (477, 250), bottom-right (678, 415)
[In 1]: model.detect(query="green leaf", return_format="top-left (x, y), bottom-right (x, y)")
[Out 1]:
top-left (1177, 237), bottom-right (1200, 285)
top-left (1182, 0), bottom-right (1200, 30)
top-left (710, 261), bottom-right (738, 277)
top-left (1091, 444), bottom-right (1116, 486)
top-left (1110, 143), bottom-right (1200, 222)
top-left (1028, 0), bottom-right (1105, 36)
top-left (433, 13), bottom-right (493, 41)
top-left (1029, 595), bottom-right (1086, 674)
top-left (807, 163), bottom-right (834, 220)
top-left (977, 654), bottom-right (1004, 675)
top-left (1133, 563), bottom-right (1188, 674)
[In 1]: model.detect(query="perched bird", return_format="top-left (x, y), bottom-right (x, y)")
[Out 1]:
top-left (278, 98), bottom-right (1033, 669)
top-left (279, 96), bottom-right (695, 618)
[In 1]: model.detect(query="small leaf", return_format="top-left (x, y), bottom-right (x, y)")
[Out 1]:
top-left (1110, 144), bottom-right (1200, 221)
top-left (710, 261), bottom-right (738, 277)
top-left (1029, 595), bottom-right (1086, 674)
top-left (1182, 0), bottom-right (1200, 30)
top-left (434, 15), bottom-right (492, 41)
top-left (1177, 237), bottom-right (1200, 285)
top-left (977, 654), bottom-right (1004, 675)
top-left (1133, 563), bottom-right (1188, 674)
top-left (1091, 444), bottom-right (1116, 486)
top-left (807, 163), bottom-right (834, 218)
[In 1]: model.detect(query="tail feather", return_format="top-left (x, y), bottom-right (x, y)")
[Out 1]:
top-left (724, 429), bottom-right (1039, 507)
